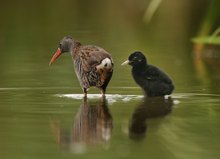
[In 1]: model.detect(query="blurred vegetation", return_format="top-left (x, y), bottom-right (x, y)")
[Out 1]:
top-left (191, 0), bottom-right (220, 90)
top-left (0, 0), bottom-right (219, 93)
top-left (192, 27), bottom-right (220, 45)
top-left (192, 0), bottom-right (220, 55)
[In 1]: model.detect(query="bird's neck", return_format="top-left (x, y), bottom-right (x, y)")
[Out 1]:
top-left (132, 64), bottom-right (148, 72)
top-left (71, 41), bottom-right (82, 57)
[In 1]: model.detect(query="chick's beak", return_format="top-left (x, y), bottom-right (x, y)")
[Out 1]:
top-left (121, 60), bottom-right (130, 66)
top-left (49, 48), bottom-right (61, 66)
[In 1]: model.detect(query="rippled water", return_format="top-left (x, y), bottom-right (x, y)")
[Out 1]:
top-left (0, 87), bottom-right (220, 159)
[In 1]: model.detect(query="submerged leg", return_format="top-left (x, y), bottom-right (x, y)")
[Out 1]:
top-left (83, 88), bottom-right (88, 97)
top-left (100, 87), bottom-right (106, 96)
top-left (101, 90), bottom-right (105, 96)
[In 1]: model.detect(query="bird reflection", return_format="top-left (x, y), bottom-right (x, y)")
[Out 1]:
top-left (72, 96), bottom-right (113, 145)
top-left (51, 96), bottom-right (113, 153)
top-left (129, 96), bottom-right (173, 140)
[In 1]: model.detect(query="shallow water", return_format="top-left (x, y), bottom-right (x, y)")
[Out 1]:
top-left (1, 0), bottom-right (220, 159)
top-left (1, 87), bottom-right (220, 159)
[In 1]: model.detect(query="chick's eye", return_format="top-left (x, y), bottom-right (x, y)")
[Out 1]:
top-left (59, 44), bottom-right (62, 48)
top-left (133, 56), bottom-right (137, 59)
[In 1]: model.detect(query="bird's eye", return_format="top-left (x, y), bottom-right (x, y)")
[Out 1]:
top-left (59, 44), bottom-right (62, 49)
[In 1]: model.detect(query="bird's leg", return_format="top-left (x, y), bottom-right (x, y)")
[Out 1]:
top-left (83, 95), bottom-right (88, 103)
top-left (83, 88), bottom-right (88, 97)
top-left (100, 94), bottom-right (106, 102)
top-left (101, 88), bottom-right (106, 97)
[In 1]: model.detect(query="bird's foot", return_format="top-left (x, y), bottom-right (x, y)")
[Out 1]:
top-left (101, 90), bottom-right (106, 97)
top-left (83, 93), bottom-right (87, 97)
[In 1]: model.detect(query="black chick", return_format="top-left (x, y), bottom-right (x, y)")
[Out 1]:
top-left (122, 51), bottom-right (174, 97)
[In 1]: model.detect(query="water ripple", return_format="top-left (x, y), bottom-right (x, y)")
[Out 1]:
top-left (56, 94), bottom-right (143, 105)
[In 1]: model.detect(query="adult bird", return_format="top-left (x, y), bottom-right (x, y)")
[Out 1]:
top-left (49, 36), bottom-right (114, 96)
top-left (121, 51), bottom-right (174, 97)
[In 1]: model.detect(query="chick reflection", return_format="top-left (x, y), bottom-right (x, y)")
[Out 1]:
top-left (51, 96), bottom-right (113, 153)
top-left (129, 97), bottom-right (173, 140)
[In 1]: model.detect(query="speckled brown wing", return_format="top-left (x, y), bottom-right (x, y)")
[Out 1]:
top-left (81, 46), bottom-right (111, 69)
top-left (74, 45), bottom-right (114, 90)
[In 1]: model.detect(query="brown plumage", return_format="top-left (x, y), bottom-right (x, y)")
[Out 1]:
top-left (49, 36), bottom-right (114, 96)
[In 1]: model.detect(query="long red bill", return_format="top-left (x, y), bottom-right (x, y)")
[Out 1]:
top-left (49, 48), bottom-right (61, 66)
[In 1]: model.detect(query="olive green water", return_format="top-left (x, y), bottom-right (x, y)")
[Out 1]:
top-left (1, 0), bottom-right (220, 159)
